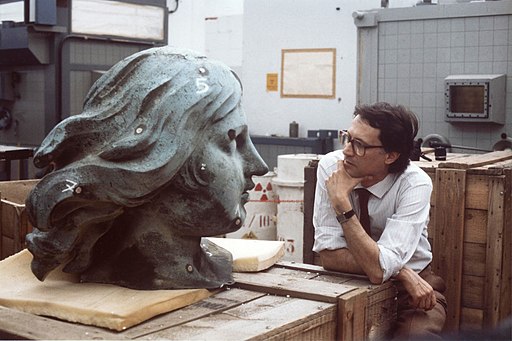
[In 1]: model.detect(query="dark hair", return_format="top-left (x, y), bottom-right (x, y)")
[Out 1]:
top-left (354, 102), bottom-right (418, 174)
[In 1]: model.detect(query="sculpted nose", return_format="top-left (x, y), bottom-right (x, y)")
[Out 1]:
top-left (245, 140), bottom-right (268, 177)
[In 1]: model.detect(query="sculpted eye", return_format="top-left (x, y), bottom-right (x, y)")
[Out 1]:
top-left (228, 129), bottom-right (236, 140)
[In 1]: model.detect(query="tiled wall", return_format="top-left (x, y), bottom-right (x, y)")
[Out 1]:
top-left (358, 3), bottom-right (512, 151)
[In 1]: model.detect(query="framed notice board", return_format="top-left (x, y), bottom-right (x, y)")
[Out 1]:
top-left (280, 48), bottom-right (336, 99)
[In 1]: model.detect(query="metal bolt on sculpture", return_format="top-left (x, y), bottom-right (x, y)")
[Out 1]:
top-left (25, 47), bottom-right (268, 290)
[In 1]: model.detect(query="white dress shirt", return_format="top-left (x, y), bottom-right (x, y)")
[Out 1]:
top-left (312, 150), bottom-right (433, 282)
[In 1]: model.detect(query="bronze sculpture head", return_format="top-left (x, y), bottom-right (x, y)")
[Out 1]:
top-left (25, 46), bottom-right (268, 290)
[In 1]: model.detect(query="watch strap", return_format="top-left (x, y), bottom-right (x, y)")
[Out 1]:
top-left (336, 209), bottom-right (355, 224)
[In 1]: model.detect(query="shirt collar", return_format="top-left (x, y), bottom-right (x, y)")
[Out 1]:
top-left (355, 172), bottom-right (398, 199)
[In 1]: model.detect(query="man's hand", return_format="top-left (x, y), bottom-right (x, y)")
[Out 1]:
top-left (396, 267), bottom-right (436, 311)
top-left (325, 160), bottom-right (362, 212)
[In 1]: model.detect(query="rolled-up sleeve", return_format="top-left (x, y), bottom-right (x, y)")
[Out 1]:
top-left (377, 180), bottom-right (432, 281)
top-left (312, 152), bottom-right (348, 253)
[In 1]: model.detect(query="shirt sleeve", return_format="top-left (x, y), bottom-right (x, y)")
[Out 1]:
top-left (312, 152), bottom-right (348, 253)
top-left (377, 176), bottom-right (433, 282)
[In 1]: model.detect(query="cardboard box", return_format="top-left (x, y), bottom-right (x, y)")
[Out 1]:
top-left (0, 180), bottom-right (39, 260)
top-left (416, 150), bottom-right (512, 331)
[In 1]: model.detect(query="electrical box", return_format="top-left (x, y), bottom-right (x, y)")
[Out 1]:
top-left (444, 74), bottom-right (506, 124)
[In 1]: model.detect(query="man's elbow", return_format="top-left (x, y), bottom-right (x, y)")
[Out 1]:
top-left (368, 270), bottom-right (384, 284)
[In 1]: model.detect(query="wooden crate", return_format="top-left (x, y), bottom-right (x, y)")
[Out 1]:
top-left (0, 180), bottom-right (39, 260)
top-left (234, 262), bottom-right (397, 341)
top-left (0, 285), bottom-right (336, 340)
top-left (414, 150), bottom-right (512, 331)
top-left (0, 262), bottom-right (396, 340)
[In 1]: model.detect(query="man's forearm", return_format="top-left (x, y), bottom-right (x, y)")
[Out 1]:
top-left (319, 248), bottom-right (365, 275)
top-left (341, 217), bottom-right (384, 283)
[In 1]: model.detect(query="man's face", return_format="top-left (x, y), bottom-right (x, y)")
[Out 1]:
top-left (342, 115), bottom-right (390, 182)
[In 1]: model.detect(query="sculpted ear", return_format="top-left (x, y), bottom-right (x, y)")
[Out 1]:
top-left (385, 151), bottom-right (400, 165)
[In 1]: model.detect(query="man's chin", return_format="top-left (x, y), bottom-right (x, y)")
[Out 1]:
top-left (343, 161), bottom-right (358, 176)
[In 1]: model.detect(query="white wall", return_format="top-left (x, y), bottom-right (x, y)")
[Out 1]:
top-left (167, 0), bottom-right (244, 52)
top-left (242, 0), bottom-right (385, 137)
top-left (167, 0), bottom-right (419, 137)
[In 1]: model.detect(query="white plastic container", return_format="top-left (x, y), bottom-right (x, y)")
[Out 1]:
top-left (272, 154), bottom-right (320, 263)
top-left (227, 171), bottom-right (277, 240)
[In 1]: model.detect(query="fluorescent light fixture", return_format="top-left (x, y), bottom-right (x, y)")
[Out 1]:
top-left (71, 0), bottom-right (165, 41)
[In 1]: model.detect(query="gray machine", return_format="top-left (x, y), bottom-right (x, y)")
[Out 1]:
top-left (0, 0), bottom-right (168, 147)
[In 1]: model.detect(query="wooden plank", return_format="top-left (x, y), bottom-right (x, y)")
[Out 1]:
top-left (438, 150), bottom-right (512, 170)
top-left (0, 193), bottom-right (2, 259)
top-left (483, 176), bottom-right (505, 328)
top-left (0, 180), bottom-right (38, 260)
top-left (276, 260), bottom-right (368, 281)
top-left (0, 250), bottom-right (214, 332)
top-left (0, 289), bottom-right (275, 340)
top-left (364, 284), bottom-right (397, 340)
top-left (233, 271), bottom-right (356, 304)
top-left (303, 160), bottom-right (318, 264)
top-left (463, 209), bottom-right (487, 243)
top-left (1, 236), bottom-right (13, 260)
top-left (462, 243), bottom-right (485, 277)
top-left (0, 305), bottom-right (123, 340)
top-left (122, 288), bottom-right (267, 339)
top-left (146, 294), bottom-right (336, 340)
top-left (337, 288), bottom-right (366, 341)
top-left (501, 168), bottom-right (512, 321)
top-left (460, 307), bottom-right (484, 330)
top-left (433, 169), bottom-right (466, 331)
top-left (465, 175), bottom-right (489, 210)
top-left (0, 180), bottom-right (39, 203)
top-left (461, 275), bottom-right (484, 309)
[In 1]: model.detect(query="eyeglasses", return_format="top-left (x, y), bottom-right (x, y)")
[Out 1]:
top-left (338, 130), bottom-right (384, 157)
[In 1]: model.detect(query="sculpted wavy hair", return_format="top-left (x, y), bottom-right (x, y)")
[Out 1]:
top-left (25, 46), bottom-right (243, 280)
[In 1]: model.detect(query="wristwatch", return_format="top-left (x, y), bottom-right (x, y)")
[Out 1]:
top-left (336, 209), bottom-right (355, 225)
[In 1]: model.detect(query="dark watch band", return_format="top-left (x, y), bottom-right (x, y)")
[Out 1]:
top-left (336, 209), bottom-right (355, 224)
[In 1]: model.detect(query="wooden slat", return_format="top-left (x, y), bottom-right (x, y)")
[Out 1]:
top-left (122, 288), bottom-right (266, 339)
top-left (433, 169), bottom-right (466, 331)
top-left (429, 174), bottom-right (490, 210)
top-left (0, 192), bottom-right (2, 259)
top-left (303, 160), bottom-right (318, 264)
top-left (233, 271), bottom-right (355, 304)
top-left (465, 175), bottom-right (489, 210)
top-left (501, 168), bottom-right (512, 321)
top-left (0, 305), bottom-right (123, 340)
top-left (461, 275), bottom-right (484, 309)
top-left (364, 284), bottom-right (397, 340)
top-left (0, 180), bottom-right (39, 203)
top-left (463, 209), bottom-right (487, 243)
top-left (1, 236), bottom-right (13, 260)
top-left (460, 307), bottom-right (484, 330)
top-left (276, 260), bottom-right (368, 281)
top-left (463, 243), bottom-right (485, 277)
top-left (147, 294), bottom-right (336, 340)
top-left (483, 176), bottom-right (505, 328)
top-left (337, 288), bottom-right (366, 341)
top-left (438, 150), bottom-right (512, 170)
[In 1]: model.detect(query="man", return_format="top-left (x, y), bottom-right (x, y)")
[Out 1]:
top-left (313, 102), bottom-right (447, 339)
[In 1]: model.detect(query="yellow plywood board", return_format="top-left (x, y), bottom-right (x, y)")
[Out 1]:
top-left (207, 237), bottom-right (285, 272)
top-left (0, 250), bottom-right (212, 331)
top-left (0, 238), bottom-right (285, 331)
